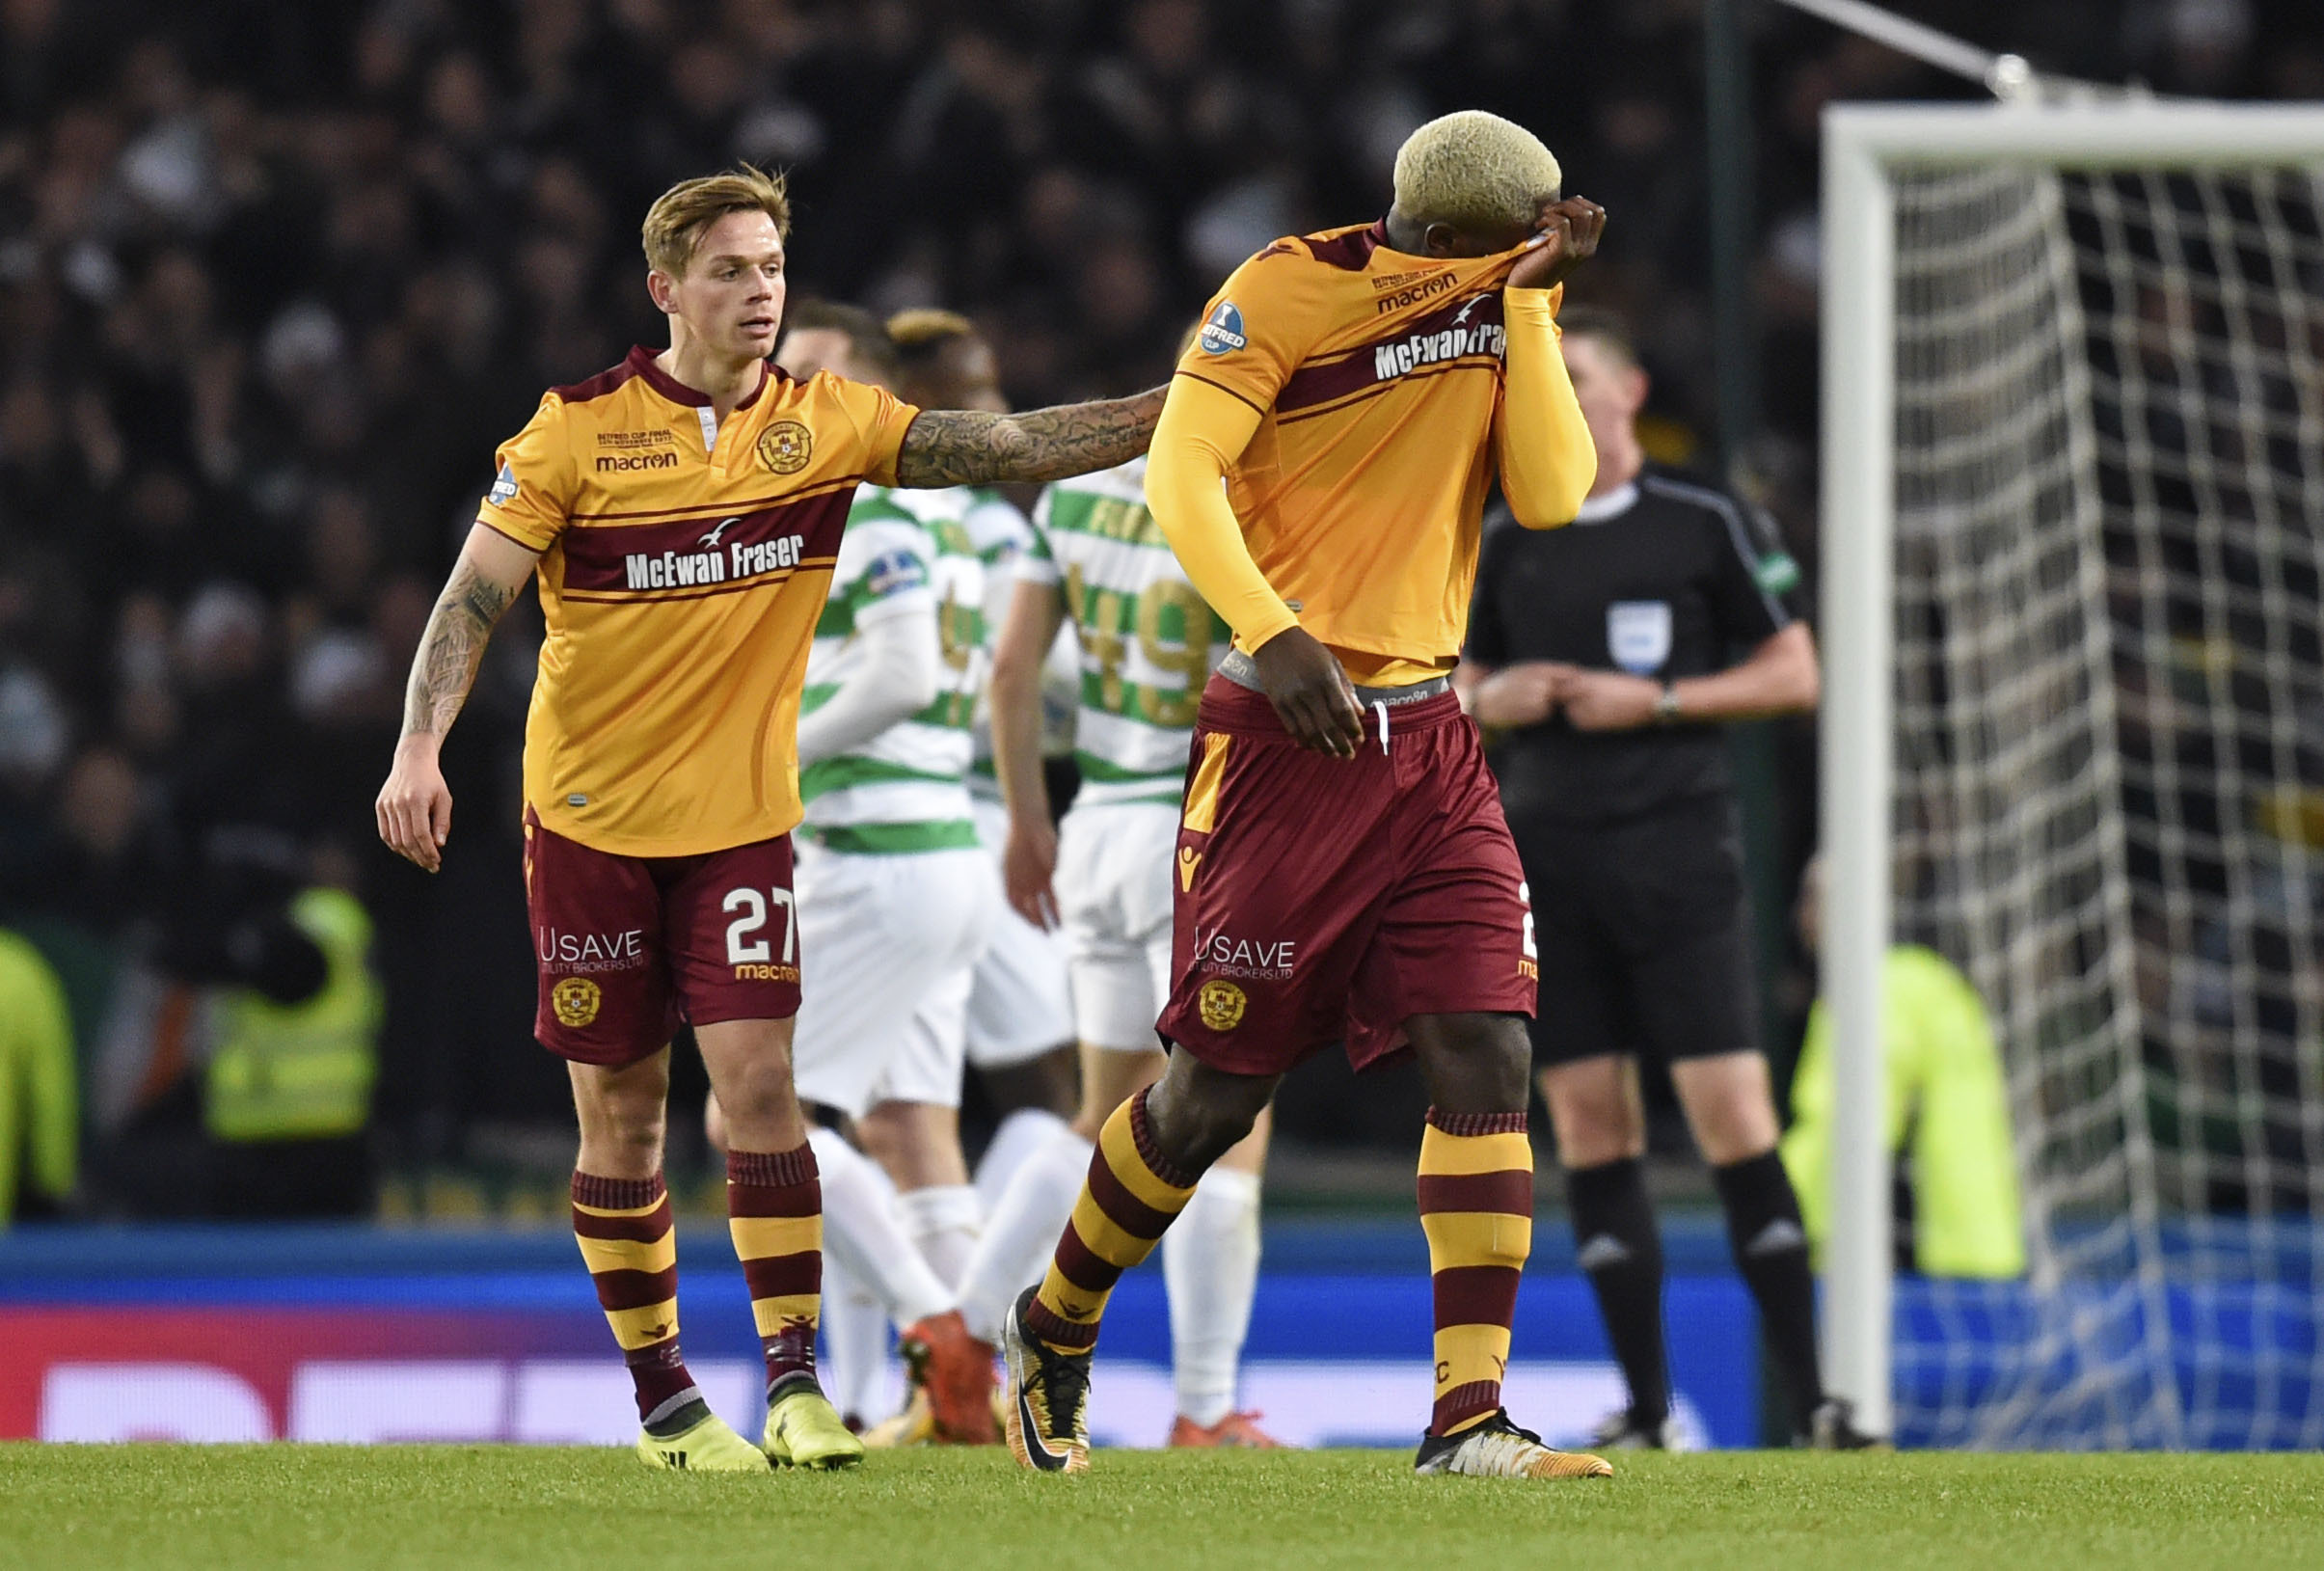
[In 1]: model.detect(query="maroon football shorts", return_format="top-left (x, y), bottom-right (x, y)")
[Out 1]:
top-left (1154, 678), bottom-right (1538, 1077)
top-left (524, 807), bottom-right (803, 1067)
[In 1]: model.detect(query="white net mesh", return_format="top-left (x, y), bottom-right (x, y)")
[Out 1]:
top-left (1887, 158), bottom-right (2324, 1449)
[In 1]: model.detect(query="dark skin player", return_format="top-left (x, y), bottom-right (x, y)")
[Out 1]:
top-left (1255, 196), bottom-right (1608, 761)
top-left (1148, 194), bottom-right (1608, 1172)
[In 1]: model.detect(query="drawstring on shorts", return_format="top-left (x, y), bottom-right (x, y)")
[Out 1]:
top-left (1373, 700), bottom-right (1390, 755)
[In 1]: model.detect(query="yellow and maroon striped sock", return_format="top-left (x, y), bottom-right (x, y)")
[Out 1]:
top-left (1024, 1090), bottom-right (1198, 1352)
top-left (572, 1171), bottom-right (700, 1430)
top-left (728, 1143), bottom-right (823, 1397)
top-left (1418, 1108), bottom-right (1534, 1438)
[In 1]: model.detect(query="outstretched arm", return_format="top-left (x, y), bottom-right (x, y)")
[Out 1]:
top-left (377, 522), bottom-right (538, 871)
top-left (892, 387), bottom-right (1167, 487)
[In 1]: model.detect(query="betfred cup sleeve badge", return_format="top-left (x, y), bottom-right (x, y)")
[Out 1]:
top-left (1198, 302), bottom-right (1247, 355)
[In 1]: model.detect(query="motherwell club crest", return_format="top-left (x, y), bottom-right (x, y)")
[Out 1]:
top-left (552, 976), bottom-right (602, 1027)
top-left (1197, 979), bottom-right (1246, 1031)
top-left (757, 420), bottom-right (812, 474)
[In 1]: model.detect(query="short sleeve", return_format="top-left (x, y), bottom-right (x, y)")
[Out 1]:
top-left (818, 374), bottom-right (923, 487)
top-left (1464, 523), bottom-right (1511, 665)
top-left (475, 393), bottom-right (576, 552)
top-left (1705, 494), bottom-right (1800, 646)
top-left (1018, 490), bottom-right (1061, 585)
top-left (833, 507), bottom-right (935, 629)
top-left (1171, 244), bottom-right (1320, 416)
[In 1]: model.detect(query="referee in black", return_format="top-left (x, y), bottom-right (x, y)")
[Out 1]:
top-left (1459, 307), bottom-right (1873, 1450)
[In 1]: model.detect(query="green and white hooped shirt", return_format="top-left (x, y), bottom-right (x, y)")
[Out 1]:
top-left (798, 486), bottom-right (986, 854)
top-left (932, 485), bottom-right (1034, 805)
top-left (1022, 457), bottom-right (1226, 809)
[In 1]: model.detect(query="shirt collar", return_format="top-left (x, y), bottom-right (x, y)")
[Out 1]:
top-left (1573, 481), bottom-right (1639, 524)
top-left (627, 345), bottom-right (770, 412)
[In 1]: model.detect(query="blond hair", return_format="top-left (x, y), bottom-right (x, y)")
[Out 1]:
top-left (640, 165), bottom-right (791, 277)
top-left (886, 309), bottom-right (977, 354)
top-left (1392, 111), bottom-right (1561, 235)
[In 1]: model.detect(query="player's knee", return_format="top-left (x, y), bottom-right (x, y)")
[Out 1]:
top-left (1551, 1116), bottom-right (1643, 1169)
top-left (1543, 1085), bottom-right (1640, 1163)
top-left (1673, 1053), bottom-right (1779, 1165)
top-left (1173, 1102), bottom-right (1257, 1172)
top-left (1690, 1103), bottom-right (1779, 1167)
top-left (1144, 1069), bottom-right (1265, 1174)
top-left (590, 1096), bottom-right (666, 1161)
top-left (715, 1057), bottom-right (797, 1128)
top-left (1413, 1012), bottom-right (1533, 1113)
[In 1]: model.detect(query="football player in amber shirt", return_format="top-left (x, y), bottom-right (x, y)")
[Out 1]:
top-left (373, 168), bottom-right (1161, 1476)
top-left (1002, 114), bottom-right (1615, 1483)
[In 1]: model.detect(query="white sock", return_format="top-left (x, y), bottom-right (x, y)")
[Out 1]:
top-left (1164, 1165), bottom-right (1261, 1428)
top-left (807, 1127), bottom-right (956, 1328)
top-left (896, 1183), bottom-right (983, 1292)
top-left (957, 1126), bottom-right (1094, 1343)
top-left (974, 1107), bottom-right (1069, 1214)
top-left (819, 1255), bottom-right (891, 1424)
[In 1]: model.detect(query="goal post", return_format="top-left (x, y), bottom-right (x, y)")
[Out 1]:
top-left (1820, 100), bottom-right (2324, 1447)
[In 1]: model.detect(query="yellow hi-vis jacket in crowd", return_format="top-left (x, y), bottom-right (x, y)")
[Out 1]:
top-left (1782, 945), bottom-right (2026, 1280)
top-left (204, 887), bottom-right (382, 1144)
top-left (0, 930), bottom-right (77, 1226)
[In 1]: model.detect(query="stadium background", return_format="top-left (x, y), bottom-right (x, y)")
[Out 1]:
top-left (2, 0), bottom-right (2320, 1449)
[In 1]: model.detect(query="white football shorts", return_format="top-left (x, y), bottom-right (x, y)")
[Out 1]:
top-left (962, 796), bottom-right (1074, 1068)
top-left (1055, 799), bottom-right (1179, 1053)
top-left (792, 838), bottom-right (994, 1118)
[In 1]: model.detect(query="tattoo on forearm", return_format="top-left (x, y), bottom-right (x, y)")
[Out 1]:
top-left (401, 562), bottom-right (517, 738)
top-left (894, 386), bottom-right (1167, 487)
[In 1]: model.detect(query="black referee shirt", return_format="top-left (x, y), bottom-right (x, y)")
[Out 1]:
top-left (1465, 467), bottom-right (1805, 824)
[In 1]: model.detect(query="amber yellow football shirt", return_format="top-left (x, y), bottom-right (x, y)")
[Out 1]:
top-left (479, 346), bottom-right (919, 857)
top-left (1169, 223), bottom-right (1581, 674)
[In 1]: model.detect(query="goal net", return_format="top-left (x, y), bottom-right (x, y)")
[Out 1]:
top-left (1827, 106), bottom-right (2324, 1449)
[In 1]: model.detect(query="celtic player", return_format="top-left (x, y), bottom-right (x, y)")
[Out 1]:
top-left (774, 303), bottom-right (1003, 1445)
top-left (958, 453), bottom-right (1278, 1448)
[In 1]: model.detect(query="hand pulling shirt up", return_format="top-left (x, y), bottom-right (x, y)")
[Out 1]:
top-left (1146, 221), bottom-right (1597, 685)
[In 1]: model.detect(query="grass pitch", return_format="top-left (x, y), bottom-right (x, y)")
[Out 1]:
top-left (7, 1444), bottom-right (2321, 1571)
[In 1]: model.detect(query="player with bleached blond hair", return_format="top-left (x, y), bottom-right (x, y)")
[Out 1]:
top-left (1002, 111), bottom-right (1613, 1479)
top-left (375, 165), bottom-right (1163, 1475)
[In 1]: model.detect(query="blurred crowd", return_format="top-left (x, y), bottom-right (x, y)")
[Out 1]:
top-left (2, 0), bottom-right (2320, 1211)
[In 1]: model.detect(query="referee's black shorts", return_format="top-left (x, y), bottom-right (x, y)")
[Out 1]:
top-left (1508, 793), bottom-right (1761, 1070)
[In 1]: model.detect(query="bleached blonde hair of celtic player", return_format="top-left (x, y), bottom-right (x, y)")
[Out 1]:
top-left (1392, 111), bottom-right (1561, 235)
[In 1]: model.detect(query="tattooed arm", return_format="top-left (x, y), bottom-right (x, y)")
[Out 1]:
top-left (377, 523), bottom-right (539, 872)
top-left (891, 386), bottom-right (1168, 487)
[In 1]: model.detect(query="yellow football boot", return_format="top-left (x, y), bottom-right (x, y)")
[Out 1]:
top-left (764, 1384), bottom-right (867, 1470)
top-left (635, 1410), bottom-right (770, 1473)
